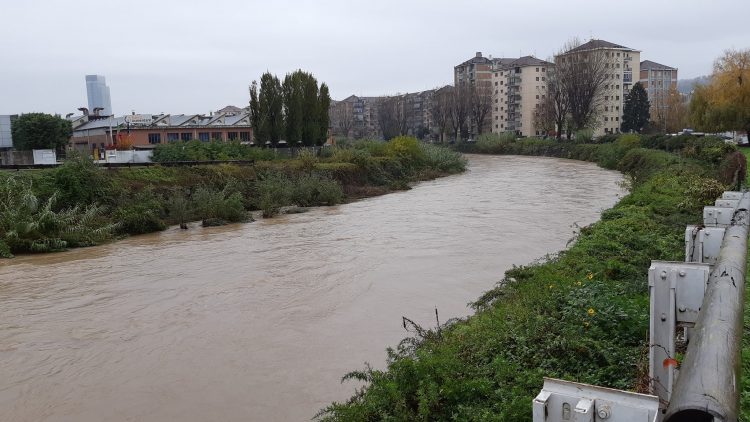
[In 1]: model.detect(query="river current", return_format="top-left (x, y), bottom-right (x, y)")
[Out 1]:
top-left (0, 155), bottom-right (624, 421)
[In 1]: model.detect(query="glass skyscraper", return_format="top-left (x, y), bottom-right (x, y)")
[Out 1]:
top-left (85, 75), bottom-right (112, 116)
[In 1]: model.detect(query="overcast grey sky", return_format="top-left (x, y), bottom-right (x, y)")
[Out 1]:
top-left (1, 0), bottom-right (748, 116)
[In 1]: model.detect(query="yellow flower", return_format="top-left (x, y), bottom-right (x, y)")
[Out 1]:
top-left (587, 273), bottom-right (594, 280)
top-left (587, 308), bottom-right (596, 317)
top-left (576, 281), bottom-right (582, 286)
top-left (548, 284), bottom-right (554, 289)
top-left (584, 321), bottom-right (590, 327)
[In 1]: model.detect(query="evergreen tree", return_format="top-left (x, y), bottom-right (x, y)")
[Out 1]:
top-left (301, 73), bottom-right (319, 146)
top-left (258, 72), bottom-right (283, 145)
top-left (282, 71), bottom-right (304, 145)
top-left (621, 82), bottom-right (650, 133)
top-left (249, 81), bottom-right (260, 143)
top-left (318, 83), bottom-right (331, 145)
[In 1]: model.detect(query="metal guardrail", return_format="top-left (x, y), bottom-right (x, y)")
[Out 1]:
top-left (533, 191), bottom-right (749, 422)
top-left (663, 193), bottom-right (749, 422)
top-left (0, 159), bottom-right (255, 170)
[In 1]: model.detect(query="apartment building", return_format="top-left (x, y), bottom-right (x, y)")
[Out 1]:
top-left (330, 90), bottom-right (437, 140)
top-left (491, 56), bottom-right (553, 137)
top-left (556, 39), bottom-right (641, 136)
top-left (329, 95), bottom-right (382, 139)
top-left (454, 52), bottom-right (515, 88)
top-left (639, 60), bottom-right (678, 124)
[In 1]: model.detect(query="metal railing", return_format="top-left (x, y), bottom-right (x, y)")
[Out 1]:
top-left (663, 193), bottom-right (749, 422)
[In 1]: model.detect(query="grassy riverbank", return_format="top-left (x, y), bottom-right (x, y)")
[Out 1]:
top-left (318, 134), bottom-right (744, 421)
top-left (0, 136), bottom-right (465, 258)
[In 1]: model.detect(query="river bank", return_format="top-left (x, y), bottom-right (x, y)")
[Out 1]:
top-left (0, 137), bottom-right (465, 258)
top-left (319, 134), bottom-right (745, 421)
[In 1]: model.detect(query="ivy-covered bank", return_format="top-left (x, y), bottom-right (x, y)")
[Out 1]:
top-left (0, 137), bottom-right (465, 258)
top-left (319, 134), bottom-right (747, 421)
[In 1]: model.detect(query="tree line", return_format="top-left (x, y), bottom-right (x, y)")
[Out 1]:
top-left (249, 70), bottom-right (331, 146)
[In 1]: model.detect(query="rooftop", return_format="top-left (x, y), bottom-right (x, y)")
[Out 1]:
top-left (640, 60), bottom-right (677, 71)
top-left (564, 39), bottom-right (637, 54)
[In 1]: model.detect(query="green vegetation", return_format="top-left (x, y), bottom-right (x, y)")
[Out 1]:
top-left (151, 140), bottom-right (276, 162)
top-left (318, 134), bottom-right (743, 421)
top-left (621, 82), bottom-right (650, 133)
top-left (0, 137), bottom-right (464, 257)
top-left (11, 112), bottom-right (72, 151)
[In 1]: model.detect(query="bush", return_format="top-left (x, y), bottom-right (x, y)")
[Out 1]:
top-left (574, 128), bottom-right (594, 143)
top-left (419, 143), bottom-right (467, 173)
top-left (0, 176), bottom-right (116, 255)
top-left (291, 174), bottom-right (344, 206)
top-left (192, 186), bottom-right (247, 225)
top-left (256, 173), bottom-right (293, 217)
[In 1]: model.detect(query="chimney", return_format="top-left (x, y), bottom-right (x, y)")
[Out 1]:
top-left (476, 52), bottom-right (482, 58)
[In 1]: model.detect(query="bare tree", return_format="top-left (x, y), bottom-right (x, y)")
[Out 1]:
top-left (555, 38), bottom-right (608, 137)
top-left (448, 85), bottom-right (471, 141)
top-left (429, 86), bottom-right (452, 143)
top-left (378, 96), bottom-right (409, 140)
top-left (469, 84), bottom-right (493, 137)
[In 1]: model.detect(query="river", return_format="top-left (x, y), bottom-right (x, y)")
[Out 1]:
top-left (0, 155), bottom-right (624, 421)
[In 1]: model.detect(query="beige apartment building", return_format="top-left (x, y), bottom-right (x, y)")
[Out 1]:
top-left (556, 39), bottom-right (641, 137)
top-left (639, 60), bottom-right (678, 127)
top-left (491, 56), bottom-right (553, 137)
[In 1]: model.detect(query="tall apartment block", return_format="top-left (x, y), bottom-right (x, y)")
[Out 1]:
top-left (556, 40), bottom-right (640, 136)
top-left (639, 60), bottom-right (678, 124)
top-left (85, 75), bottom-right (113, 116)
top-left (491, 56), bottom-right (553, 137)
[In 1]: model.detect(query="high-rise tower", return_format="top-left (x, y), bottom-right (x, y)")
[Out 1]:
top-left (85, 75), bottom-right (112, 116)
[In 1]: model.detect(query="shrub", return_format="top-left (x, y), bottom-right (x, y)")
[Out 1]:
top-left (256, 173), bottom-right (293, 217)
top-left (574, 128), bottom-right (594, 143)
top-left (0, 176), bottom-right (116, 255)
top-left (291, 174), bottom-right (344, 207)
top-left (419, 143), bottom-right (467, 173)
top-left (192, 186), bottom-right (247, 225)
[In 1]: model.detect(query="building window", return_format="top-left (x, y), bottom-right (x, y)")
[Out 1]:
top-left (240, 131), bottom-right (251, 141)
top-left (227, 132), bottom-right (238, 140)
top-left (616, 96), bottom-right (620, 100)
top-left (536, 95), bottom-right (539, 99)
top-left (605, 96), bottom-right (609, 101)
top-left (542, 67), bottom-right (546, 72)
top-left (212, 132), bottom-right (223, 141)
top-left (616, 106), bottom-right (620, 111)
top-left (494, 81), bottom-right (498, 86)
top-left (167, 132), bottom-right (179, 141)
top-left (148, 133), bottom-right (161, 144)
top-left (541, 77), bottom-right (545, 81)
top-left (604, 117), bottom-right (609, 121)
top-left (605, 106), bottom-right (609, 111)
top-left (536, 67), bottom-right (539, 72)
top-left (536, 77), bottom-right (539, 81)
top-left (181, 133), bottom-right (192, 141)
top-left (198, 132), bottom-right (210, 142)
top-left (615, 117), bottom-right (619, 121)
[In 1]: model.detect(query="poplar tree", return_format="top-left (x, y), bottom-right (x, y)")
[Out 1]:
top-left (258, 72), bottom-right (283, 145)
top-left (318, 83), bottom-right (331, 145)
top-left (249, 81), bottom-right (260, 142)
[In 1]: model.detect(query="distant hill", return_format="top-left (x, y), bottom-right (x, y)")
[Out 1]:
top-left (677, 75), bottom-right (711, 94)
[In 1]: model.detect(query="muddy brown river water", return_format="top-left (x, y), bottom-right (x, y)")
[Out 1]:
top-left (0, 155), bottom-right (624, 421)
